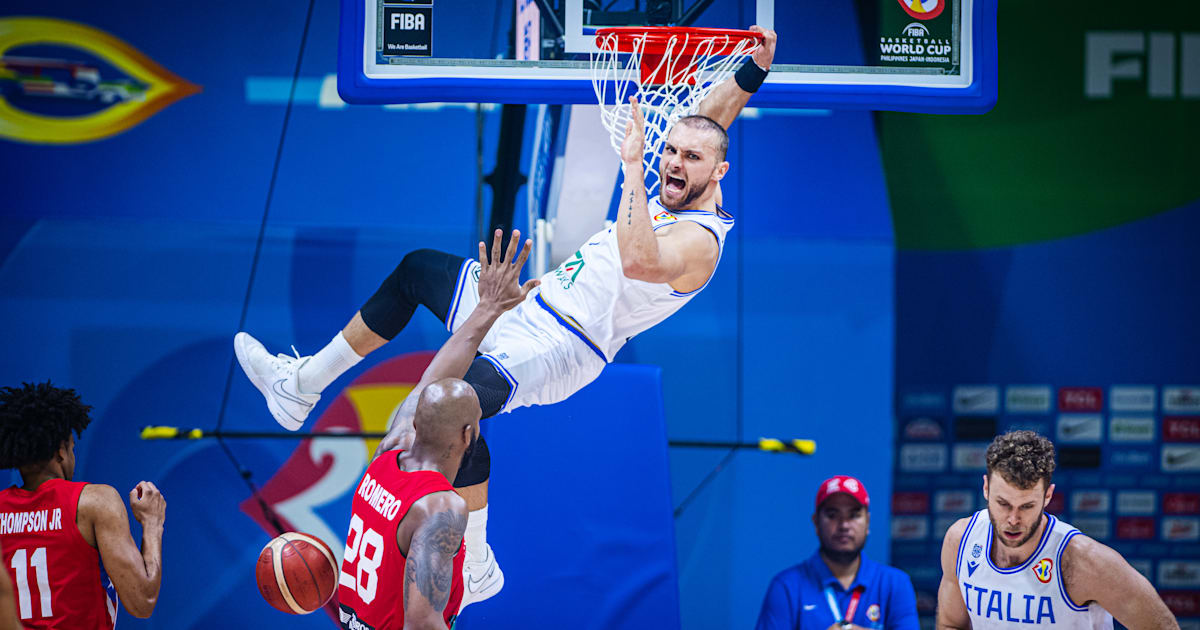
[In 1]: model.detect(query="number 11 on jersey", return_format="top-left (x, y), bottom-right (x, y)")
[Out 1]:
top-left (11, 547), bottom-right (52, 619)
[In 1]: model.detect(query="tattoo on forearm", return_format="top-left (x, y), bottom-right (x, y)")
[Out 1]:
top-left (404, 558), bottom-right (415, 610)
top-left (404, 509), bottom-right (466, 612)
top-left (626, 189), bottom-right (635, 225)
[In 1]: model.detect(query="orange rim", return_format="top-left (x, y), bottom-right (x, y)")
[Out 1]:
top-left (594, 26), bottom-right (762, 55)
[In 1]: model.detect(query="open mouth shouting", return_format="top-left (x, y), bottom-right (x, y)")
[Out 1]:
top-left (664, 174), bottom-right (686, 196)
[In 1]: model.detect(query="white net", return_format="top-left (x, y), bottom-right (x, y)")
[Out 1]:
top-left (590, 29), bottom-right (758, 195)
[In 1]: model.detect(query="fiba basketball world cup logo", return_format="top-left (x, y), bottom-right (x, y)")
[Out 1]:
top-left (1032, 558), bottom-right (1054, 584)
top-left (897, 0), bottom-right (944, 20)
top-left (879, 0), bottom-right (953, 71)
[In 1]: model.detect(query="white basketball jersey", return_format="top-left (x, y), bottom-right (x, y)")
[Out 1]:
top-left (536, 196), bottom-right (733, 361)
top-left (955, 509), bottom-right (1113, 629)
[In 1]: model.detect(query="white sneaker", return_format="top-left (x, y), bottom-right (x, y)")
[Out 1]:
top-left (233, 332), bottom-right (319, 431)
top-left (459, 543), bottom-right (504, 612)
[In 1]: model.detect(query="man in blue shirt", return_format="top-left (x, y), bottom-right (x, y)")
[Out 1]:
top-left (755, 475), bottom-right (920, 630)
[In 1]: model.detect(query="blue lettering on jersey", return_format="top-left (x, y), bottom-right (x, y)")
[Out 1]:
top-left (962, 582), bottom-right (1054, 624)
top-left (987, 590), bottom-right (1003, 619)
top-left (1005, 593), bottom-right (1020, 622)
top-left (1038, 596), bottom-right (1056, 624)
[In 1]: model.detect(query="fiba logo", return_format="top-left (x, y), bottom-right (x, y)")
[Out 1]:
top-left (897, 0), bottom-right (944, 20)
top-left (383, 6), bottom-right (432, 55)
top-left (390, 12), bottom-right (426, 30)
top-left (903, 23), bottom-right (930, 38)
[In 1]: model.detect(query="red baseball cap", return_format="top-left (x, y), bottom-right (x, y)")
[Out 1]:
top-left (816, 475), bottom-right (870, 509)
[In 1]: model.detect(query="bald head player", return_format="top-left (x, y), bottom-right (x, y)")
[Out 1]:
top-left (337, 231), bottom-right (533, 630)
top-left (936, 431), bottom-right (1178, 630)
top-left (336, 378), bottom-right (479, 630)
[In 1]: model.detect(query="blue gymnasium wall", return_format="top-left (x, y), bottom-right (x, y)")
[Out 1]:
top-left (0, 2), bottom-right (894, 629)
top-left (880, 1), bottom-right (1200, 626)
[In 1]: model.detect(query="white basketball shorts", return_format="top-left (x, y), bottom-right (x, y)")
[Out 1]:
top-left (446, 258), bottom-right (607, 415)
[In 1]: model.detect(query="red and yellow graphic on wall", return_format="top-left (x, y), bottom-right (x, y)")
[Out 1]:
top-left (239, 351), bottom-right (435, 620)
top-left (897, 0), bottom-right (944, 20)
top-left (0, 17), bottom-right (199, 144)
top-left (239, 352), bottom-right (434, 547)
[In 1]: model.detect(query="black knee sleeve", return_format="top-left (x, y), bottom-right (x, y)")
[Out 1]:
top-left (465, 357), bottom-right (512, 420)
top-left (359, 249), bottom-right (465, 340)
top-left (452, 433), bottom-right (491, 488)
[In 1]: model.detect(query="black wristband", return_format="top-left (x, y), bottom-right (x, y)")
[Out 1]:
top-left (734, 58), bottom-right (768, 93)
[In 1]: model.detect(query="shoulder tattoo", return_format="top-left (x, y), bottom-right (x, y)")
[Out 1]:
top-left (404, 508), bottom-right (466, 611)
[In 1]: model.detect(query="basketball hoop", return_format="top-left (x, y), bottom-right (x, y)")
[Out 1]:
top-left (591, 27), bottom-right (762, 193)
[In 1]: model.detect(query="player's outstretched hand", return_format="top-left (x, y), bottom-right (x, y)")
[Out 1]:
top-left (129, 481), bottom-right (166, 528)
top-left (749, 25), bottom-right (777, 70)
top-left (477, 229), bottom-right (539, 313)
top-left (621, 96), bottom-right (646, 166)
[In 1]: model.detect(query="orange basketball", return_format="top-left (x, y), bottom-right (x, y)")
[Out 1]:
top-left (256, 532), bottom-right (339, 614)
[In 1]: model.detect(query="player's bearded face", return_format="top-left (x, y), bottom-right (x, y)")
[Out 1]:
top-left (985, 473), bottom-right (1051, 549)
top-left (658, 127), bottom-right (721, 210)
top-left (659, 168), bottom-right (714, 210)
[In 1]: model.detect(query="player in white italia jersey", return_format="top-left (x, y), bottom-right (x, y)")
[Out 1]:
top-left (437, 192), bottom-right (735, 409)
top-left (234, 26), bottom-right (778, 613)
top-left (936, 431), bottom-right (1178, 630)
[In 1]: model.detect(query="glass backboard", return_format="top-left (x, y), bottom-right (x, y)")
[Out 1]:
top-left (337, 0), bottom-right (996, 113)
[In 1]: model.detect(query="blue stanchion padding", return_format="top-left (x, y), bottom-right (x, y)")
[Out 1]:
top-left (458, 363), bottom-right (681, 630)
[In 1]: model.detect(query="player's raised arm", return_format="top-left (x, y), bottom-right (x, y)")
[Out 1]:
top-left (80, 482), bottom-right (165, 618)
top-left (617, 97), bottom-right (722, 287)
top-left (697, 25), bottom-right (777, 129)
top-left (1061, 535), bottom-right (1179, 630)
top-left (375, 230), bottom-right (536, 456)
top-left (935, 518), bottom-right (972, 630)
top-left (400, 492), bottom-right (468, 630)
top-left (614, 97), bottom-right (670, 280)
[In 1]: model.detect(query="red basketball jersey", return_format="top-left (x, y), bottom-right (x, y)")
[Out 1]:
top-left (337, 452), bottom-right (464, 630)
top-left (0, 479), bottom-right (117, 629)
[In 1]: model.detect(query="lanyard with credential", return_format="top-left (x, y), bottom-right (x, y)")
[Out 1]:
top-left (824, 585), bottom-right (865, 626)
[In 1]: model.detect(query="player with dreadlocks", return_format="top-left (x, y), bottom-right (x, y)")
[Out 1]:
top-left (0, 381), bottom-right (167, 628)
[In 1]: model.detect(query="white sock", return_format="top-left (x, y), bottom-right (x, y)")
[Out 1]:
top-left (298, 331), bottom-right (362, 394)
top-left (464, 505), bottom-right (489, 561)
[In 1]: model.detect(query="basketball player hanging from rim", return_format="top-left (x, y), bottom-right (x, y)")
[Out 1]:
top-left (234, 25), bottom-right (778, 610)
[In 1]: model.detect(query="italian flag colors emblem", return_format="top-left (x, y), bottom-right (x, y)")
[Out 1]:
top-left (555, 250), bottom-right (586, 289)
